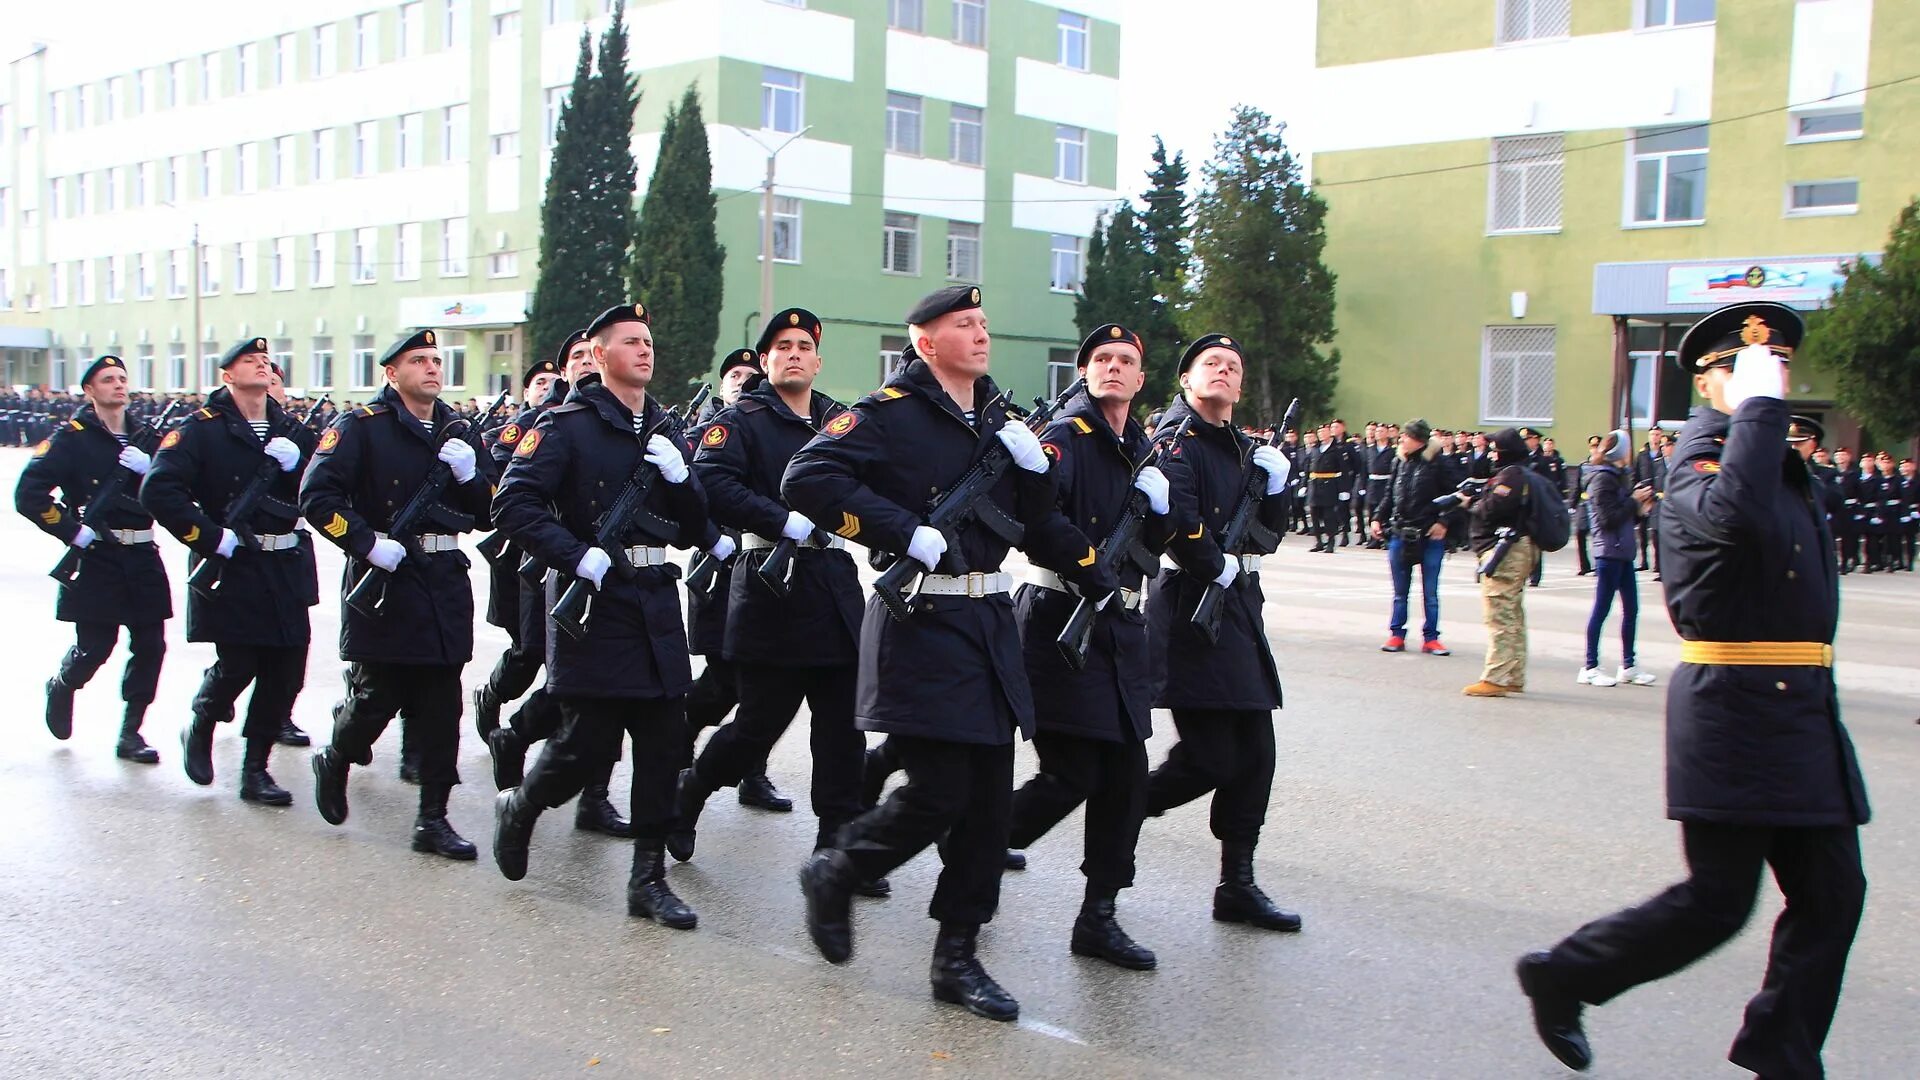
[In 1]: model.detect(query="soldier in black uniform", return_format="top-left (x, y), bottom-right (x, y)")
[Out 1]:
top-left (141, 338), bottom-right (320, 805)
top-left (669, 309), bottom-right (871, 881)
top-left (1003, 323), bottom-right (1173, 970)
top-left (1830, 447), bottom-right (1860, 572)
top-left (1363, 427), bottom-right (1395, 549)
top-left (1306, 418), bottom-right (1355, 552)
top-left (304, 329), bottom-right (493, 860)
top-left (1143, 333), bottom-right (1302, 934)
top-left (788, 285), bottom-right (1116, 1022)
top-left (16, 356), bottom-right (172, 761)
top-left (1518, 302), bottom-right (1869, 1078)
top-left (1899, 457), bottom-right (1918, 571)
top-left (490, 301), bottom-right (727, 928)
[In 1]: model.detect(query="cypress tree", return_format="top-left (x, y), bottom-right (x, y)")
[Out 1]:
top-left (526, 33), bottom-right (605, 368)
top-left (1136, 138), bottom-right (1191, 412)
top-left (631, 85), bottom-right (725, 399)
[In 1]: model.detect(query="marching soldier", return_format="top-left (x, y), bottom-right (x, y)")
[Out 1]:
top-left (1143, 333), bottom-right (1302, 933)
top-left (1831, 447), bottom-right (1860, 573)
top-left (141, 338), bottom-right (320, 804)
top-left (1307, 418), bottom-right (1355, 552)
top-left (15, 355), bottom-right (171, 761)
top-left (304, 329), bottom-right (493, 860)
top-left (1363, 425), bottom-right (1395, 549)
top-left (490, 301), bottom-right (730, 927)
top-left (787, 284), bottom-right (1116, 1022)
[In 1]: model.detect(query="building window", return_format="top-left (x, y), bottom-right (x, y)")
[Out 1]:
top-left (351, 335), bottom-right (378, 389)
top-left (236, 42), bottom-right (256, 93)
top-left (233, 242), bottom-right (256, 293)
top-left (885, 93), bottom-right (922, 154)
top-left (274, 34), bottom-right (294, 85)
top-left (166, 61), bottom-right (184, 107)
top-left (201, 149), bottom-right (219, 197)
top-left (48, 177), bottom-right (64, 220)
top-left (200, 244), bottom-right (220, 294)
top-left (134, 70), bottom-right (149, 114)
top-left (49, 263), bottom-right (65, 307)
top-left (236, 142), bottom-right (257, 193)
top-left (105, 256), bottom-right (123, 303)
top-left (1786, 180), bottom-right (1859, 217)
top-left (273, 136), bottom-right (295, 187)
top-left (882, 213), bottom-right (919, 274)
top-left (488, 251), bottom-right (519, 277)
top-left (445, 0), bottom-right (462, 46)
top-left (313, 23), bottom-right (337, 77)
top-left (492, 11), bottom-right (520, 36)
top-left (1497, 0), bottom-right (1570, 44)
top-left (134, 345), bottom-right (154, 388)
top-left (1049, 233), bottom-right (1084, 292)
top-left (135, 253), bottom-right (155, 300)
top-left (272, 341), bottom-right (294, 385)
top-left (1047, 352), bottom-right (1077, 397)
top-left (168, 249), bottom-right (189, 298)
top-left (105, 77), bottom-right (122, 121)
top-left (544, 88), bottom-right (567, 147)
top-left (399, 112), bottom-right (423, 167)
top-left (355, 13), bottom-right (379, 68)
top-left (1057, 11), bottom-right (1090, 70)
top-left (0, 269), bottom-right (9, 310)
top-left (947, 221), bottom-right (981, 281)
top-left (132, 160), bottom-right (151, 206)
top-left (312, 128), bottom-right (334, 181)
top-left (444, 345), bottom-right (467, 389)
top-left (311, 338), bottom-right (335, 388)
top-left (102, 167), bottom-right (120, 212)
top-left (396, 222), bottom-right (422, 280)
top-left (1629, 125), bottom-right (1707, 225)
top-left (879, 335), bottom-right (909, 380)
top-left (1789, 109), bottom-right (1864, 143)
top-left (1641, 0), bottom-right (1713, 28)
top-left (400, 3), bottom-right (423, 57)
top-left (760, 196), bottom-right (802, 263)
top-left (168, 350), bottom-right (187, 391)
top-left (491, 132), bottom-right (520, 157)
top-left (201, 52), bottom-right (219, 100)
top-left (48, 90), bottom-right (63, 132)
top-left (953, 0), bottom-right (986, 46)
top-left (762, 68), bottom-right (803, 133)
top-left (950, 104), bottom-right (984, 165)
top-left (352, 227), bottom-right (378, 283)
top-left (1481, 326), bottom-right (1556, 424)
top-left (74, 174), bottom-right (91, 216)
top-left (1054, 125), bottom-right (1086, 183)
top-left (443, 105), bottom-right (470, 162)
top-left (441, 217), bottom-right (469, 275)
top-left (354, 121), bottom-right (378, 175)
top-left (165, 157), bottom-right (182, 202)
top-left (1488, 134), bottom-right (1563, 232)
top-left (272, 236), bottom-right (295, 289)
top-left (888, 0), bottom-right (923, 31)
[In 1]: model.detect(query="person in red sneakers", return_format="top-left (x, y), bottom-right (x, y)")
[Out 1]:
top-left (1369, 418), bottom-right (1461, 655)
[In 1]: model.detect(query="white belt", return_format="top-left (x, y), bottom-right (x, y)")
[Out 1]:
top-left (740, 531), bottom-right (846, 552)
top-left (254, 532), bottom-right (302, 552)
top-left (375, 531), bottom-right (459, 553)
top-left (917, 571), bottom-right (1012, 597)
top-left (1237, 553), bottom-right (1262, 574)
top-left (109, 528), bottom-right (156, 544)
top-left (1030, 568), bottom-right (1144, 612)
top-left (1368, 473), bottom-right (1392, 481)
top-left (623, 545), bottom-right (669, 567)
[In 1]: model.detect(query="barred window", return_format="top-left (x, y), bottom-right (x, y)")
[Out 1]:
top-left (1497, 0), bottom-right (1569, 43)
top-left (1488, 134), bottom-right (1563, 232)
top-left (1481, 326), bottom-right (1555, 424)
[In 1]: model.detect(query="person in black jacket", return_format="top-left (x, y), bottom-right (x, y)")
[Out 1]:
top-left (1369, 418), bottom-right (1460, 655)
top-left (15, 356), bottom-right (172, 762)
top-left (1461, 428), bottom-right (1536, 697)
top-left (1305, 419), bottom-right (1356, 552)
top-left (1517, 302), bottom-right (1869, 1078)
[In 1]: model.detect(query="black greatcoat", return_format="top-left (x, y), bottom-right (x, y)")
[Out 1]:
top-left (1659, 398), bottom-right (1870, 827)
top-left (15, 406), bottom-right (173, 625)
top-left (685, 394), bottom-right (735, 657)
top-left (1307, 437), bottom-right (1356, 508)
top-left (483, 385), bottom-right (565, 635)
top-left (781, 359), bottom-right (1115, 745)
top-left (1147, 395), bottom-right (1286, 711)
top-left (491, 381), bottom-right (714, 699)
top-left (298, 386), bottom-right (494, 666)
top-left (692, 380), bottom-right (861, 667)
top-left (1013, 393), bottom-right (1170, 742)
top-left (140, 388), bottom-right (319, 646)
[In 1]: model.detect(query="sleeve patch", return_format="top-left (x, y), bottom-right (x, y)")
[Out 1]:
top-left (322, 512), bottom-right (349, 538)
top-left (834, 511), bottom-right (861, 539)
top-left (498, 423), bottom-right (522, 446)
top-left (1693, 460), bottom-right (1721, 474)
top-left (181, 525), bottom-right (200, 544)
top-left (39, 506), bottom-right (62, 525)
top-left (702, 424), bottom-right (729, 449)
top-left (317, 428), bottom-right (341, 453)
top-left (823, 412), bottom-right (861, 438)
top-left (513, 429), bottom-right (543, 458)
top-left (1493, 484), bottom-right (1512, 496)
top-left (1069, 417), bottom-right (1093, 435)
top-left (1041, 442), bottom-right (1062, 462)
top-left (31, 439), bottom-right (50, 457)
top-left (159, 430), bottom-right (182, 450)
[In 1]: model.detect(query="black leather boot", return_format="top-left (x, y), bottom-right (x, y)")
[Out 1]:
top-left (413, 784), bottom-right (477, 860)
top-left (574, 785), bottom-right (633, 837)
top-left (627, 844), bottom-right (697, 929)
top-left (737, 773), bottom-right (793, 812)
top-left (115, 702), bottom-right (160, 764)
top-left (311, 746), bottom-right (350, 825)
top-left (472, 684), bottom-right (501, 740)
top-left (1071, 885), bottom-right (1157, 970)
top-left (238, 738), bottom-right (293, 806)
top-left (486, 726), bottom-right (527, 790)
top-left (180, 714), bottom-right (217, 786)
top-left (1213, 841), bottom-right (1302, 932)
top-left (45, 677), bottom-right (75, 741)
top-left (1516, 950), bottom-right (1593, 1071)
top-left (798, 849), bottom-right (857, 963)
top-left (665, 767), bottom-right (713, 862)
top-left (1004, 850), bottom-right (1027, 871)
top-left (276, 718), bottom-right (310, 747)
top-left (930, 923), bottom-right (1019, 1022)
top-left (491, 788), bottom-right (539, 881)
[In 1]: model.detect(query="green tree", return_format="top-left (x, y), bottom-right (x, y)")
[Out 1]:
top-left (631, 85), bottom-right (725, 398)
top-left (1798, 198), bottom-right (1920, 441)
top-left (1183, 107), bottom-right (1339, 423)
top-left (1136, 137), bottom-right (1191, 411)
top-left (1075, 203), bottom-right (1154, 355)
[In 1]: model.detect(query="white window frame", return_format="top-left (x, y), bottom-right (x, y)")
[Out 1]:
top-left (1480, 325), bottom-right (1557, 425)
top-left (312, 128), bottom-right (335, 181)
top-left (762, 68), bottom-right (803, 133)
top-left (352, 227), bottom-right (378, 283)
top-left (272, 342), bottom-right (294, 385)
top-left (313, 23), bottom-right (337, 78)
top-left (949, 103), bottom-right (984, 165)
top-left (201, 149), bottom-right (219, 197)
top-left (200, 244), bottom-right (220, 295)
top-left (399, 2), bottom-right (423, 58)
top-left (1054, 124), bottom-right (1087, 184)
top-left (441, 217), bottom-right (469, 275)
top-left (443, 344), bottom-right (467, 390)
top-left (134, 345), bottom-right (155, 388)
top-left (311, 339), bottom-right (335, 388)
top-left (1057, 11), bottom-right (1090, 71)
top-left (761, 196), bottom-right (802, 263)
top-left (273, 136), bottom-right (295, 188)
top-left (102, 167), bottom-right (120, 212)
top-left (272, 236), bottom-right (295, 290)
top-left (134, 160), bottom-right (152, 206)
top-left (443, 105), bottom-right (470, 162)
top-left (105, 255), bottom-right (123, 303)
top-left (544, 87), bottom-right (568, 148)
top-left (105, 76), bottom-right (122, 122)
top-left (236, 142), bottom-right (258, 193)
top-left (1049, 233), bottom-right (1084, 292)
top-left (1487, 133), bottom-right (1564, 234)
top-left (946, 221), bottom-right (981, 281)
top-left (1784, 179), bottom-right (1859, 218)
top-left (355, 13), bottom-right (379, 69)
top-left (491, 132), bottom-right (520, 157)
top-left (953, 0), bottom-right (987, 47)
top-left (165, 156), bottom-right (182, 203)
top-left (1496, 0), bottom-right (1570, 45)
top-left (1637, 0), bottom-right (1714, 30)
top-left (445, 0), bottom-right (463, 47)
top-left (351, 335), bottom-right (378, 390)
top-left (168, 249), bottom-right (189, 298)
top-left (201, 52), bottom-right (219, 101)
top-left (236, 42), bottom-right (256, 93)
top-left (1787, 107), bottom-right (1864, 145)
top-left (134, 70), bottom-right (149, 114)
top-left (492, 11), bottom-right (520, 37)
top-left (888, 0), bottom-right (924, 32)
top-left (398, 112), bottom-right (424, 168)
top-left (354, 121), bottom-right (377, 175)
top-left (274, 34), bottom-right (294, 85)
top-left (233, 241), bottom-right (257, 293)
top-left (396, 222), bottom-right (422, 280)
top-left (488, 251), bottom-right (519, 278)
top-left (166, 61), bottom-right (184, 107)
top-left (882, 213), bottom-right (920, 275)
top-left (135, 253), bottom-right (155, 300)
top-left (1625, 125), bottom-right (1707, 227)
top-left (885, 93), bottom-right (923, 155)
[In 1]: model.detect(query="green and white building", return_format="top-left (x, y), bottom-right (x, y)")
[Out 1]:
top-left (1305, 0), bottom-right (1915, 447)
top-left (0, 0), bottom-right (1122, 405)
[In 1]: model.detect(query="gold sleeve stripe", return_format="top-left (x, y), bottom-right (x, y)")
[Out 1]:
top-left (1076, 546), bottom-right (1097, 567)
top-left (322, 513), bottom-right (349, 539)
top-left (1187, 525), bottom-right (1205, 540)
top-left (182, 525), bottom-right (201, 544)
top-left (834, 511), bottom-right (861, 539)
top-left (1069, 417), bottom-right (1092, 435)
top-left (39, 506), bottom-right (62, 525)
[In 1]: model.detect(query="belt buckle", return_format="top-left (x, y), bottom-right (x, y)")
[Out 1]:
top-left (966, 571), bottom-right (987, 598)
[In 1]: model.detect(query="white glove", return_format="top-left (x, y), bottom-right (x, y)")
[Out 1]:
top-left (1212, 558), bottom-right (1240, 589)
top-left (215, 529), bottom-right (240, 558)
top-left (367, 536), bottom-right (406, 572)
top-left (906, 525), bottom-right (947, 572)
top-left (708, 534), bottom-right (737, 561)
top-left (72, 525), bottom-right (96, 549)
top-left (117, 445), bottom-right (153, 476)
top-left (645, 434), bottom-right (690, 484)
top-left (1094, 592), bottom-right (1113, 612)
top-left (437, 437), bottom-right (478, 484)
top-left (781, 510), bottom-right (816, 542)
top-left (1133, 465), bottom-right (1171, 516)
top-left (997, 420), bottom-right (1048, 474)
top-left (264, 436), bottom-right (301, 473)
top-left (1337, 491), bottom-right (1351, 502)
top-left (575, 547), bottom-right (612, 589)
top-left (1723, 343), bottom-right (1785, 411)
top-left (1251, 445), bottom-right (1290, 494)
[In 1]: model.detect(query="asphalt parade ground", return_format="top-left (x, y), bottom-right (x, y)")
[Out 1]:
top-left (0, 449), bottom-right (1914, 1078)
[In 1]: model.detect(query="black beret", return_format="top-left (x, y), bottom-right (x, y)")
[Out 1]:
top-left (522, 358), bottom-right (560, 390)
top-left (719, 347), bottom-right (760, 377)
top-left (1675, 301), bottom-right (1804, 373)
top-left (1076, 323), bottom-right (1143, 366)
top-left (552, 328), bottom-right (589, 365)
top-left (380, 328), bottom-right (440, 365)
top-left (757, 308), bottom-right (824, 355)
top-left (904, 284), bottom-right (982, 326)
top-left (1786, 415), bottom-right (1824, 444)
top-left (1179, 333), bottom-right (1242, 373)
top-left (220, 337), bottom-right (271, 369)
top-left (587, 301), bottom-right (651, 339)
top-left (81, 354), bottom-right (128, 385)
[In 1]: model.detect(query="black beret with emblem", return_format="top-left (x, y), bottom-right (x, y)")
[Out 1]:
top-left (523, 358), bottom-right (561, 390)
top-left (381, 328), bottom-right (440, 366)
top-left (1675, 301), bottom-right (1805, 373)
top-left (756, 307), bottom-right (824, 356)
top-left (904, 284), bottom-right (982, 326)
top-left (220, 337), bottom-right (271, 369)
top-left (1179, 333), bottom-right (1242, 374)
top-left (587, 301), bottom-right (651, 339)
top-left (1786, 414), bottom-right (1824, 445)
top-left (552, 328), bottom-right (589, 366)
top-left (719, 347), bottom-right (760, 377)
top-left (1076, 323), bottom-right (1143, 367)
top-left (81, 354), bottom-right (128, 386)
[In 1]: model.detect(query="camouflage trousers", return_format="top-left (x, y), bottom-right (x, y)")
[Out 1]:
top-left (1479, 537), bottom-right (1538, 689)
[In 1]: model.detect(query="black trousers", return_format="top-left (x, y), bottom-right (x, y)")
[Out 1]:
top-left (683, 657), bottom-right (770, 777)
top-left (193, 642), bottom-right (309, 742)
top-left (1543, 822), bottom-right (1864, 1079)
top-left (1575, 530), bottom-right (1592, 574)
top-left (1310, 504), bottom-right (1337, 546)
top-left (329, 662), bottom-right (462, 787)
top-left (839, 735), bottom-right (1015, 926)
top-left (485, 637), bottom-right (544, 705)
top-left (522, 696), bottom-right (686, 842)
top-left (59, 621), bottom-right (166, 704)
top-left (1145, 708), bottom-right (1275, 845)
top-left (693, 663), bottom-right (861, 845)
top-left (1009, 730), bottom-right (1148, 891)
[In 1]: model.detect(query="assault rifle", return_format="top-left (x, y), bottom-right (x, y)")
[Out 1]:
top-left (343, 417), bottom-right (478, 618)
top-left (186, 415), bottom-right (305, 601)
top-left (1190, 397), bottom-right (1299, 645)
top-left (48, 399), bottom-right (182, 586)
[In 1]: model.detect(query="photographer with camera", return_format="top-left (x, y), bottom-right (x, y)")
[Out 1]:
top-left (1460, 428), bottom-right (1536, 697)
top-left (1369, 419), bottom-right (1461, 655)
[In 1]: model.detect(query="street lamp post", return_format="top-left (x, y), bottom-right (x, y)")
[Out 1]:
top-left (729, 125), bottom-right (812, 327)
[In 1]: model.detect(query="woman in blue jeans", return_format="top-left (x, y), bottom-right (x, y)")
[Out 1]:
top-left (1580, 430), bottom-right (1658, 687)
